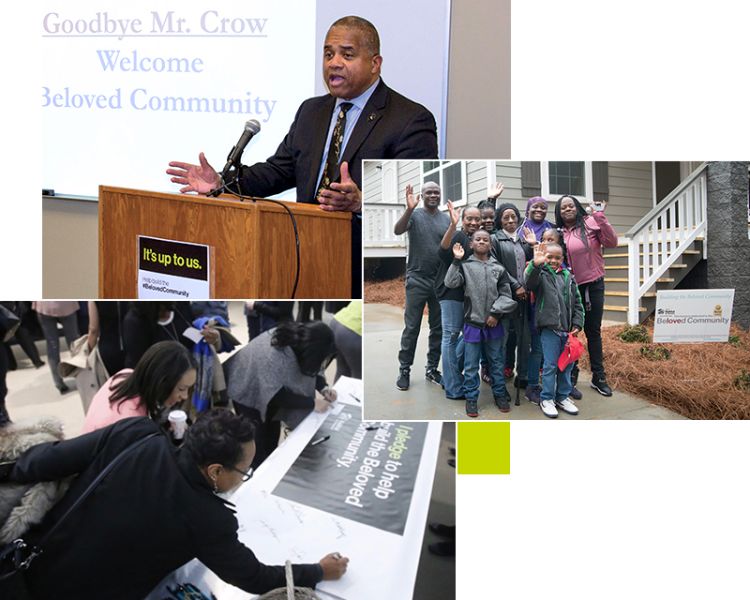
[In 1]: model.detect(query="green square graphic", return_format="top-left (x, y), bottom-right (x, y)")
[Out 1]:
top-left (457, 422), bottom-right (510, 475)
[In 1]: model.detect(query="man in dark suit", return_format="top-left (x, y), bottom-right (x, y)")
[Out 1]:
top-left (167, 16), bottom-right (438, 297)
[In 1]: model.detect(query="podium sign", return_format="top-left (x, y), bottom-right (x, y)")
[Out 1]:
top-left (136, 235), bottom-right (211, 299)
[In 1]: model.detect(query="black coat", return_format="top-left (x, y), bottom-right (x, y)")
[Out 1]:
top-left (10, 418), bottom-right (322, 599)
top-left (235, 79), bottom-right (439, 296)
top-left (490, 229), bottom-right (532, 291)
top-left (122, 302), bottom-right (194, 368)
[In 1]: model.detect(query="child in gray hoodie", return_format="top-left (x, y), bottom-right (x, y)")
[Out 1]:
top-left (444, 229), bottom-right (517, 417)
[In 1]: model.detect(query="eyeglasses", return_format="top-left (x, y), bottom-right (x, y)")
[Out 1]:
top-left (226, 465), bottom-right (254, 482)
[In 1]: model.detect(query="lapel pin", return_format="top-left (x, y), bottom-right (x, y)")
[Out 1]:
top-left (368, 113), bottom-right (377, 121)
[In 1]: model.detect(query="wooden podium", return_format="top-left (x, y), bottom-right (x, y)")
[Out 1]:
top-left (98, 186), bottom-right (352, 298)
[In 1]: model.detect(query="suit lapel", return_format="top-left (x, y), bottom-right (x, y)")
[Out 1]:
top-left (340, 80), bottom-right (388, 165)
top-left (310, 95), bottom-right (337, 174)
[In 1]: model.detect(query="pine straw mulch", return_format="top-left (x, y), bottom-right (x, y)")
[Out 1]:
top-left (580, 321), bottom-right (750, 420)
top-left (364, 276), bottom-right (406, 307)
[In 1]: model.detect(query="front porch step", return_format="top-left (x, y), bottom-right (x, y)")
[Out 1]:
top-left (604, 277), bottom-right (674, 283)
top-left (605, 251), bottom-right (701, 258)
top-left (605, 291), bottom-right (657, 298)
top-left (604, 264), bottom-right (688, 271)
top-left (605, 277), bottom-right (674, 283)
top-left (603, 305), bottom-right (647, 313)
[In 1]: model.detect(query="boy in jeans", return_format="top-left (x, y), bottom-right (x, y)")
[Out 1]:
top-left (524, 242), bottom-right (584, 418)
top-left (444, 229), bottom-right (517, 417)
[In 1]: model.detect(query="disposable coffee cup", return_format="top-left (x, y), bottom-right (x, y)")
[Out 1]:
top-left (168, 410), bottom-right (188, 440)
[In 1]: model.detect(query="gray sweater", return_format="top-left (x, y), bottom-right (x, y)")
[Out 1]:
top-left (444, 255), bottom-right (517, 328)
top-left (224, 330), bottom-right (315, 428)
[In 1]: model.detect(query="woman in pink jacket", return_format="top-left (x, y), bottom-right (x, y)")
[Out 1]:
top-left (555, 195), bottom-right (618, 397)
top-left (82, 341), bottom-right (196, 434)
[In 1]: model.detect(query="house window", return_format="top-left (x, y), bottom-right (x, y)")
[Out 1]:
top-left (422, 160), bottom-right (466, 206)
top-left (540, 161), bottom-right (594, 201)
top-left (549, 162), bottom-right (585, 196)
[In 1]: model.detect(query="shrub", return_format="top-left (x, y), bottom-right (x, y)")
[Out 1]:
top-left (639, 344), bottom-right (671, 361)
top-left (733, 370), bottom-right (750, 391)
top-left (618, 325), bottom-right (650, 343)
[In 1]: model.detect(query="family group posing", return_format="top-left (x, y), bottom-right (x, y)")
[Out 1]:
top-left (394, 181), bottom-right (618, 418)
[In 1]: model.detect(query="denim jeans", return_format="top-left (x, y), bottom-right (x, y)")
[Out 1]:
top-left (463, 334), bottom-right (507, 401)
top-left (439, 300), bottom-right (465, 398)
top-left (504, 321), bottom-right (516, 369)
top-left (527, 326), bottom-right (542, 388)
top-left (38, 312), bottom-right (80, 388)
top-left (539, 329), bottom-right (574, 402)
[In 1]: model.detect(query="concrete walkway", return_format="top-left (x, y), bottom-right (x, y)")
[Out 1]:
top-left (364, 303), bottom-right (685, 421)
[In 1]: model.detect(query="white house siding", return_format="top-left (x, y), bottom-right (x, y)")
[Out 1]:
top-left (605, 162), bottom-right (653, 233)
top-left (466, 161), bottom-right (490, 203)
top-left (362, 160), bottom-right (384, 204)
top-left (492, 161), bottom-right (524, 205)
top-left (362, 160), bottom-right (422, 206)
top-left (397, 161), bottom-right (422, 195)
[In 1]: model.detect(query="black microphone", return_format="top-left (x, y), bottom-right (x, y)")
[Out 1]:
top-left (217, 119), bottom-right (261, 181)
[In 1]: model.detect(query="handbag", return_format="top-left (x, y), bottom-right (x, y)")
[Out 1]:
top-left (557, 333), bottom-right (585, 370)
top-left (0, 305), bottom-right (20, 343)
top-left (0, 432), bottom-right (160, 586)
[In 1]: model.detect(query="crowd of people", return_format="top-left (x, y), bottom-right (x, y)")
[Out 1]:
top-left (0, 300), bottom-right (361, 598)
top-left (394, 181), bottom-right (619, 418)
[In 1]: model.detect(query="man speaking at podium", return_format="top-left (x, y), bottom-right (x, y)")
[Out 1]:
top-left (167, 16), bottom-right (438, 297)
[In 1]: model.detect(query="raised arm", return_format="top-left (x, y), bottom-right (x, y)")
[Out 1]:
top-left (444, 244), bottom-right (466, 289)
top-left (524, 242), bottom-right (548, 291)
top-left (588, 200), bottom-right (618, 248)
top-left (393, 184), bottom-right (420, 235)
top-left (487, 181), bottom-right (505, 206)
top-left (440, 200), bottom-right (460, 249)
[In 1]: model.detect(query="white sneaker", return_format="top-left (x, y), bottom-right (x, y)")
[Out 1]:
top-left (555, 397), bottom-right (579, 416)
top-left (540, 400), bottom-right (558, 419)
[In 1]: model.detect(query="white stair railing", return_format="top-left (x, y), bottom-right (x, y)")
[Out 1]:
top-left (364, 202), bottom-right (407, 252)
top-left (625, 163), bottom-right (708, 324)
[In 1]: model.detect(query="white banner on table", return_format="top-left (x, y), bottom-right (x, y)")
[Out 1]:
top-left (147, 377), bottom-right (441, 600)
top-left (653, 289), bottom-right (734, 343)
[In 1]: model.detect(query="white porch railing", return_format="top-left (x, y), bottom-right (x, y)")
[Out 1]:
top-left (625, 163), bottom-right (708, 324)
top-left (364, 202), bottom-right (407, 256)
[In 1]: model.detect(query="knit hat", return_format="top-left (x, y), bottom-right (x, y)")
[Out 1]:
top-left (495, 202), bottom-right (522, 231)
